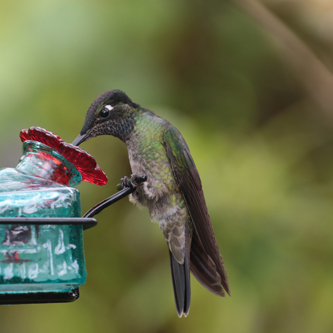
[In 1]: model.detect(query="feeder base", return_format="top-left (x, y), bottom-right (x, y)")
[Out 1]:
top-left (0, 288), bottom-right (79, 305)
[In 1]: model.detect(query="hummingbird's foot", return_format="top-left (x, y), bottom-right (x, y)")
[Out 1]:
top-left (119, 174), bottom-right (147, 190)
top-left (120, 176), bottom-right (130, 190)
top-left (130, 174), bottom-right (147, 187)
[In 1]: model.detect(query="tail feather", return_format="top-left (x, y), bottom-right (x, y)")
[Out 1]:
top-left (168, 226), bottom-right (191, 317)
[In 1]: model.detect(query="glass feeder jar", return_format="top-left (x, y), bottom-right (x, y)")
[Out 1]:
top-left (0, 136), bottom-right (102, 303)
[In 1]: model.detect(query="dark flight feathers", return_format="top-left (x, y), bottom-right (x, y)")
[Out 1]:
top-left (163, 126), bottom-right (230, 305)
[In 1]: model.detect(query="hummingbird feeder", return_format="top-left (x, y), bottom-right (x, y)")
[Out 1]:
top-left (0, 127), bottom-right (144, 305)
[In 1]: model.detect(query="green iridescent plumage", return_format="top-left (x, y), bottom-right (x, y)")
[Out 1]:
top-left (73, 89), bottom-right (230, 317)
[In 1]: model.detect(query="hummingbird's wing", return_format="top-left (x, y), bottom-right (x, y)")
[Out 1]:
top-left (163, 126), bottom-right (230, 297)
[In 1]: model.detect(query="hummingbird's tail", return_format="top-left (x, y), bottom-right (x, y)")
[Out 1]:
top-left (169, 233), bottom-right (191, 318)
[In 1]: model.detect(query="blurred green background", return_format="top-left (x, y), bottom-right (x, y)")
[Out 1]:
top-left (1, 0), bottom-right (333, 332)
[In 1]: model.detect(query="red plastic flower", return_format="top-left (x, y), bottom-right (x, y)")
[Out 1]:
top-left (20, 127), bottom-right (108, 186)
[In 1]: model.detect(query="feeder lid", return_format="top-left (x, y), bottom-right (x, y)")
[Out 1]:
top-left (20, 127), bottom-right (108, 186)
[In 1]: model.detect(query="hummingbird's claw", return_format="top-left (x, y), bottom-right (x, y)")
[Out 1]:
top-left (119, 174), bottom-right (147, 190)
top-left (120, 176), bottom-right (130, 189)
top-left (130, 174), bottom-right (147, 187)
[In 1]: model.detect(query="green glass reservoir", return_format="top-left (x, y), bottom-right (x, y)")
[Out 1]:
top-left (0, 141), bottom-right (86, 295)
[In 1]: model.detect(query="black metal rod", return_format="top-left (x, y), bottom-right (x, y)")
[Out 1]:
top-left (0, 218), bottom-right (97, 230)
top-left (83, 174), bottom-right (147, 218)
top-left (83, 186), bottom-right (136, 218)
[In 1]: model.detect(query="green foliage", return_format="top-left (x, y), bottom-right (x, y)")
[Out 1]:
top-left (0, 0), bottom-right (332, 332)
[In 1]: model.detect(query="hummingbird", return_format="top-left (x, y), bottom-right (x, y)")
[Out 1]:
top-left (73, 89), bottom-right (230, 317)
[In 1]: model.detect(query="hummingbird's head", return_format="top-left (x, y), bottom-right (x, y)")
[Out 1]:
top-left (73, 89), bottom-right (139, 146)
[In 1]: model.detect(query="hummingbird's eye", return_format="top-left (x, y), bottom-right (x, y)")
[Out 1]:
top-left (99, 108), bottom-right (110, 118)
top-left (99, 104), bottom-right (113, 118)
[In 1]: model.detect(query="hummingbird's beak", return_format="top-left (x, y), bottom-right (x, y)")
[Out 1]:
top-left (72, 131), bottom-right (89, 146)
